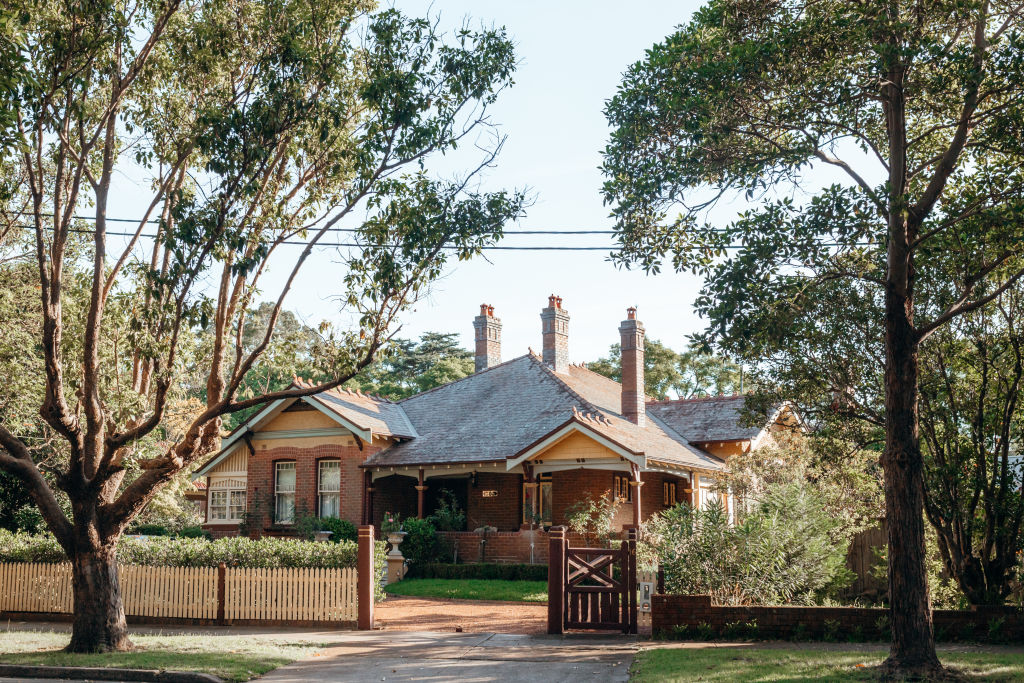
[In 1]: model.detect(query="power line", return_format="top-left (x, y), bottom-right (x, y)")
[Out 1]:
top-left (23, 212), bottom-right (620, 235)
top-left (11, 224), bottom-right (878, 251)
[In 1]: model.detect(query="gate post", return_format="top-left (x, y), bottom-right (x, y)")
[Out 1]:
top-left (547, 525), bottom-right (566, 634)
top-left (624, 527), bottom-right (638, 634)
top-left (358, 525), bottom-right (375, 630)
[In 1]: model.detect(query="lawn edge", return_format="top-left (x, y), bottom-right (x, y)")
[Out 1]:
top-left (0, 663), bottom-right (224, 683)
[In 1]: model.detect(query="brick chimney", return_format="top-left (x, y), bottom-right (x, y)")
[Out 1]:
top-left (540, 295), bottom-right (570, 374)
top-left (473, 304), bottom-right (501, 372)
top-left (619, 307), bottom-right (645, 426)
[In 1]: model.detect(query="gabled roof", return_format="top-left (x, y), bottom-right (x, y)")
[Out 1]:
top-left (361, 354), bottom-right (725, 472)
top-left (646, 395), bottom-right (765, 443)
top-left (194, 380), bottom-right (416, 478)
top-left (292, 378), bottom-right (418, 440)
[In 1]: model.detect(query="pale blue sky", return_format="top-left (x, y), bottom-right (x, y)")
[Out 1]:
top-left (109, 1), bottom-right (725, 362)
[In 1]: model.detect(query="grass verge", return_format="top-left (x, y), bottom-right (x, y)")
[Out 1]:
top-left (630, 646), bottom-right (1024, 682)
top-left (0, 630), bottom-right (329, 682)
top-left (385, 578), bottom-right (548, 603)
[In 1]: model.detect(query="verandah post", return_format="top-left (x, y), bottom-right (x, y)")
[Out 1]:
top-left (416, 468), bottom-right (426, 519)
top-left (547, 525), bottom-right (566, 634)
top-left (357, 525), bottom-right (375, 630)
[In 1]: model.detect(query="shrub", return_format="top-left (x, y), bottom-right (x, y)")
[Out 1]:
top-left (128, 523), bottom-right (171, 536)
top-left (319, 517), bottom-right (358, 543)
top-left (401, 517), bottom-right (440, 567)
top-left (13, 506), bottom-right (44, 534)
top-left (178, 526), bottom-right (212, 540)
top-left (642, 484), bottom-right (851, 606)
top-left (823, 619), bottom-right (841, 642)
top-left (409, 562), bottom-right (548, 581)
top-left (722, 619), bottom-right (758, 640)
top-left (0, 528), bottom-right (360, 568)
top-left (565, 490), bottom-right (619, 547)
top-left (693, 622), bottom-right (715, 640)
top-left (428, 489), bottom-right (466, 531)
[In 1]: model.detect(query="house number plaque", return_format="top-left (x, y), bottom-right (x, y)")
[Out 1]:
top-left (481, 490), bottom-right (498, 498)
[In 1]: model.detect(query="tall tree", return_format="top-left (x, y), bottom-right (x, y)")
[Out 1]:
top-left (603, 0), bottom-right (1024, 675)
top-left (349, 331), bottom-right (473, 399)
top-left (588, 338), bottom-right (741, 399)
top-left (0, 0), bottom-right (523, 652)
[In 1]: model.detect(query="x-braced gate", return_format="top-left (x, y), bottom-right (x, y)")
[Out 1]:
top-left (547, 526), bottom-right (637, 634)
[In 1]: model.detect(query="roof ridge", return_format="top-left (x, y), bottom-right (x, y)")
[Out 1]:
top-left (533, 357), bottom-right (608, 419)
top-left (397, 353), bottom-right (534, 404)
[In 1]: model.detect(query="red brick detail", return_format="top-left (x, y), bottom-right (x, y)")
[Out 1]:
top-left (212, 441), bottom-right (380, 537)
top-left (436, 528), bottom-right (634, 564)
top-left (651, 595), bottom-right (1024, 641)
top-left (467, 472), bottom-right (522, 531)
top-left (371, 474), bottom-right (418, 527)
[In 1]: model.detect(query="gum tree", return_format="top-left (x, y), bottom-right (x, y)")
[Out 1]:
top-left (603, 0), bottom-right (1024, 675)
top-left (0, 0), bottom-right (523, 652)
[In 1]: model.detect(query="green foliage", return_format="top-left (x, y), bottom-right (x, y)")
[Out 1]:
top-left (177, 526), bottom-right (212, 540)
top-left (587, 339), bottom-right (741, 400)
top-left (409, 562), bottom-right (547, 581)
top-left (400, 517), bottom-right (440, 567)
top-left (643, 486), bottom-right (851, 606)
top-left (318, 517), bottom-right (358, 544)
top-left (384, 578), bottom-right (547, 603)
top-left (12, 506), bottom-right (43, 534)
top-left (565, 490), bottom-right (620, 547)
top-left (722, 620), bottom-right (759, 641)
top-left (427, 489), bottom-right (466, 532)
top-left (0, 529), bottom-right (359, 568)
top-left (128, 524), bottom-right (171, 537)
top-left (347, 333), bottom-right (474, 400)
top-left (0, 472), bottom-right (35, 532)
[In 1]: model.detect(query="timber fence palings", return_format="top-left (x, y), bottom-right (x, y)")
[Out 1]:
top-left (0, 561), bottom-right (358, 626)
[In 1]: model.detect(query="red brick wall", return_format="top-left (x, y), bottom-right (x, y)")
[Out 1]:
top-left (640, 472), bottom-right (692, 521)
top-left (371, 474), bottom-right (418, 528)
top-left (437, 528), bottom-right (632, 564)
top-left (219, 442), bottom-right (376, 536)
top-left (652, 595), bottom-right (1024, 641)
top-left (550, 469), bottom-right (636, 528)
top-left (466, 472), bottom-right (522, 531)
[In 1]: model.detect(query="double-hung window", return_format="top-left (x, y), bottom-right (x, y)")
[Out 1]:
top-left (318, 460), bottom-right (341, 518)
top-left (275, 462), bottom-right (296, 524)
top-left (209, 487), bottom-right (246, 522)
top-left (613, 474), bottom-right (632, 502)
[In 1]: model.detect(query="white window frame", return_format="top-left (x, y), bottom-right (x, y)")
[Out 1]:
top-left (318, 460), bottom-right (341, 518)
top-left (275, 461), bottom-right (296, 524)
top-left (207, 480), bottom-right (246, 524)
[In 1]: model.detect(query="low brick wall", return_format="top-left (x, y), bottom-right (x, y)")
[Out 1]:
top-left (437, 529), bottom-right (604, 564)
top-left (652, 595), bottom-right (1024, 642)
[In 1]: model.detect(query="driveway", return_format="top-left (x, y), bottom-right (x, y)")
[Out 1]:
top-left (257, 631), bottom-right (636, 683)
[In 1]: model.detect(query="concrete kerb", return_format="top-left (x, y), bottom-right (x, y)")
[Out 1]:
top-left (0, 665), bottom-right (222, 683)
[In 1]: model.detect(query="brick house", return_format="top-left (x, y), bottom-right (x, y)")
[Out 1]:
top-left (195, 297), bottom-right (795, 558)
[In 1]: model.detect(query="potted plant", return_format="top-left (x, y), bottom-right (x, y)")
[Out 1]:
top-left (381, 512), bottom-right (406, 557)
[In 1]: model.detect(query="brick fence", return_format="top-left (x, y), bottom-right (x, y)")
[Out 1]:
top-left (652, 595), bottom-right (1024, 642)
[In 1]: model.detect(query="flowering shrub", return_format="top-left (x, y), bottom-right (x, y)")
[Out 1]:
top-left (381, 512), bottom-right (402, 534)
top-left (0, 529), bottom-right (360, 568)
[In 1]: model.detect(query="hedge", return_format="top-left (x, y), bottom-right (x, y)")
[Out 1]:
top-left (0, 529), bottom-right (369, 569)
top-left (410, 562), bottom-right (548, 581)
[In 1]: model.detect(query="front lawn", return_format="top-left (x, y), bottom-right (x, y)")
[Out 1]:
top-left (631, 645), bottom-right (1024, 682)
top-left (0, 630), bottom-right (329, 682)
top-left (385, 578), bottom-right (548, 603)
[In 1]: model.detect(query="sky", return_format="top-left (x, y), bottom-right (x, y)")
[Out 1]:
top-left (109, 1), bottom-right (721, 363)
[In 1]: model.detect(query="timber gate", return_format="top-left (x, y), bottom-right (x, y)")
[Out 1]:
top-left (547, 526), bottom-right (637, 634)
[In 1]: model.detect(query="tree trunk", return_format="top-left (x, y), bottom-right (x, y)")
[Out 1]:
top-left (881, 291), bottom-right (941, 674)
top-left (67, 543), bottom-right (133, 652)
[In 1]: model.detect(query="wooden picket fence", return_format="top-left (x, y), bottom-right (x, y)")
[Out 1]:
top-left (225, 567), bottom-right (357, 622)
top-left (0, 562), bottom-right (356, 624)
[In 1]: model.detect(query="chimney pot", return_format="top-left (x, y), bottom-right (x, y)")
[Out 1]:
top-left (619, 308), bottom-right (646, 426)
top-left (473, 303), bottom-right (502, 372)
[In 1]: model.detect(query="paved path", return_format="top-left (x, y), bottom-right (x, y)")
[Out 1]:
top-left (258, 631), bottom-right (636, 683)
top-left (374, 596), bottom-right (547, 634)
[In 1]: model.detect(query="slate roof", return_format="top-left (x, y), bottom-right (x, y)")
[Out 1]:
top-left (646, 395), bottom-right (763, 443)
top-left (293, 378), bottom-right (419, 439)
top-left (359, 354), bottom-right (726, 472)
